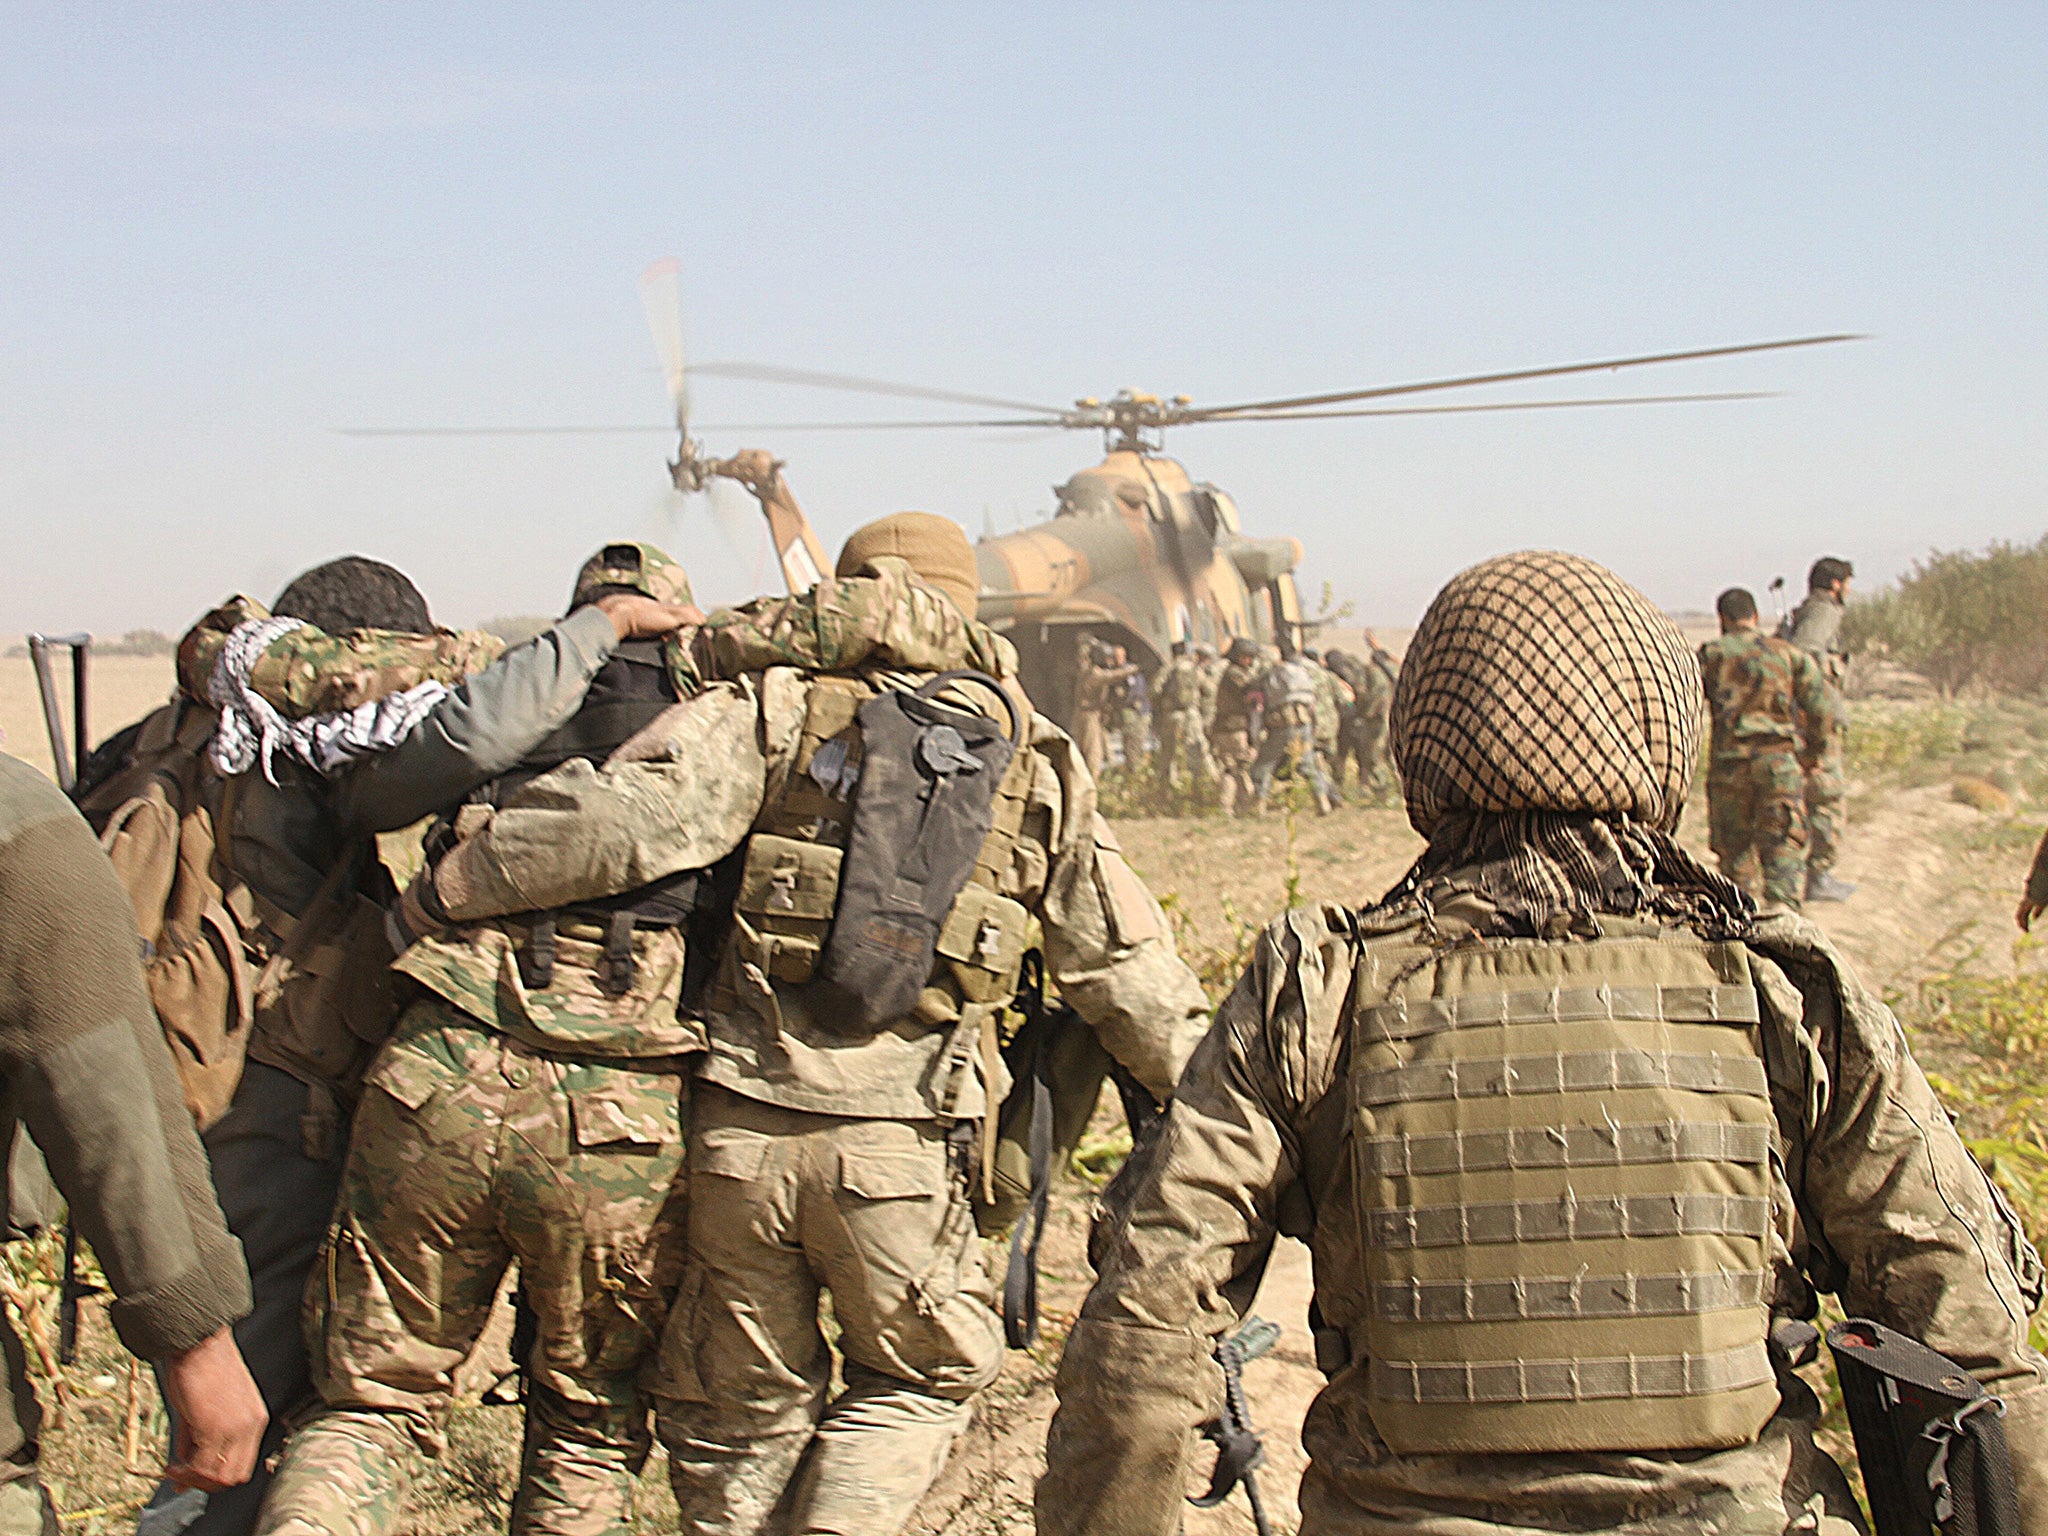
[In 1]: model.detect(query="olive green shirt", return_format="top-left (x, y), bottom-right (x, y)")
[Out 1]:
top-left (0, 755), bottom-right (251, 1475)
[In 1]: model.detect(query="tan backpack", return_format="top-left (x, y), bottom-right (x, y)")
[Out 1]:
top-left (76, 701), bottom-right (257, 1131)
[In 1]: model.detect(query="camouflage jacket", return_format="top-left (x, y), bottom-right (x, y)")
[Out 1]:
top-left (394, 564), bottom-right (1036, 1061)
top-left (178, 595), bottom-right (507, 717)
top-left (1155, 656), bottom-right (1206, 715)
top-left (697, 556), bottom-right (1009, 681)
top-left (699, 670), bottom-right (1213, 1122)
top-left (1211, 661), bottom-right (1260, 734)
top-left (1697, 628), bottom-right (1834, 762)
top-left (1309, 664), bottom-right (1351, 746)
top-left (1039, 901), bottom-right (2048, 1535)
top-left (1075, 658), bottom-right (1139, 716)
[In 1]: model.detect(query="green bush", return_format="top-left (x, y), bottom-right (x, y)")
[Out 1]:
top-left (1843, 535), bottom-right (2048, 693)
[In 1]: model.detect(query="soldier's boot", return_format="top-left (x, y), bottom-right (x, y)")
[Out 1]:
top-left (781, 1364), bottom-right (975, 1536)
top-left (1806, 870), bottom-right (1858, 902)
top-left (508, 1384), bottom-right (649, 1536)
top-left (254, 1410), bottom-right (418, 1536)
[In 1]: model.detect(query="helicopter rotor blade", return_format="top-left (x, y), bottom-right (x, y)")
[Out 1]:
top-left (1184, 334), bottom-right (1862, 420)
top-left (638, 258), bottom-right (691, 431)
top-left (687, 361), bottom-right (1063, 418)
top-left (337, 417), bottom-right (1063, 436)
top-left (1182, 390), bottom-right (1781, 423)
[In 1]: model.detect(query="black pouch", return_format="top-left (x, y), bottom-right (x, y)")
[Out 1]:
top-left (815, 671), bottom-right (1018, 1034)
top-left (1826, 1317), bottom-right (2021, 1536)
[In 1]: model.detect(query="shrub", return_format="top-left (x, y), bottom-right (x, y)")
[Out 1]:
top-left (1843, 535), bottom-right (2048, 693)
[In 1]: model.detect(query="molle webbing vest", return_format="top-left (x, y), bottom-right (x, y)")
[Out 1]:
top-left (733, 671), bottom-right (1035, 1036)
top-left (465, 639), bottom-right (707, 998)
top-left (1348, 933), bottom-right (1777, 1456)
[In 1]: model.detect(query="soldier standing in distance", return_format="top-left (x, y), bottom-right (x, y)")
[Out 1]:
top-left (646, 513), bottom-right (1212, 1536)
top-left (1208, 638), bottom-right (1263, 817)
top-left (1302, 647), bottom-right (1352, 802)
top-left (1069, 639), bottom-right (1118, 779)
top-left (1249, 642), bottom-right (1337, 815)
top-left (1699, 587), bottom-right (1831, 910)
top-left (1038, 550), bottom-right (2047, 1536)
top-left (1781, 556), bottom-right (1855, 901)
top-left (1151, 640), bottom-right (1216, 809)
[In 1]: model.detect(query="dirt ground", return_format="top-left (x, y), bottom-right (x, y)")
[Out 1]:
top-left (14, 689), bottom-right (2048, 1535)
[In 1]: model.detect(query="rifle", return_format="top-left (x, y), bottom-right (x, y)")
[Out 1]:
top-left (27, 633), bottom-right (103, 1366)
top-left (1190, 1315), bottom-right (1282, 1536)
top-left (1827, 1318), bottom-right (2021, 1536)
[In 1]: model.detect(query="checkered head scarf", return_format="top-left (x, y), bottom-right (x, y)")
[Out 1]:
top-left (1392, 549), bottom-right (1700, 835)
top-left (1375, 550), bottom-right (1747, 939)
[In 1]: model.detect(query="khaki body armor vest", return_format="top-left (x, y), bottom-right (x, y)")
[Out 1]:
top-left (1348, 931), bottom-right (1777, 1456)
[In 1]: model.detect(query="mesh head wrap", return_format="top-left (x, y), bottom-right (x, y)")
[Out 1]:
top-left (836, 512), bottom-right (980, 619)
top-left (1391, 550), bottom-right (1701, 837)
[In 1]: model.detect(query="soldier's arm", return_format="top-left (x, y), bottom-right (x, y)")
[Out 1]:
top-left (1031, 725), bottom-right (1211, 1100)
top-left (1791, 648), bottom-right (1833, 761)
top-left (2018, 828), bottom-right (2048, 931)
top-left (1756, 925), bottom-right (2048, 1523)
top-left (0, 762), bottom-right (251, 1361)
top-left (1038, 906), bottom-right (1347, 1536)
top-left (327, 604), bottom-right (624, 834)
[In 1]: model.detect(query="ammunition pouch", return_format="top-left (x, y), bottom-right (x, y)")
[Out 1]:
top-left (1827, 1318), bottom-right (2021, 1536)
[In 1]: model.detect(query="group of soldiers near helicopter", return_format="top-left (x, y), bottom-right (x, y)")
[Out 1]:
top-left (2, 523), bottom-right (2044, 1536)
top-left (1070, 629), bottom-right (1400, 816)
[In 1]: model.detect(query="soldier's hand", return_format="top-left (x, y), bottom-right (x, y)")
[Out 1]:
top-left (596, 593), bottom-right (705, 641)
top-left (160, 1325), bottom-right (267, 1492)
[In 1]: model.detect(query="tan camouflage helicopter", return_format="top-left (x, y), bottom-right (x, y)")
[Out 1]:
top-left (350, 260), bottom-right (1856, 726)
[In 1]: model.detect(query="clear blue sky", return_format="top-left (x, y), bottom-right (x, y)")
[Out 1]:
top-left (4, 3), bottom-right (2044, 634)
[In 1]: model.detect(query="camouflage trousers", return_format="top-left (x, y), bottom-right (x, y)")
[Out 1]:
top-left (1707, 750), bottom-right (1809, 908)
top-left (648, 1084), bottom-right (1005, 1536)
top-left (1212, 727), bottom-right (1257, 816)
top-left (1153, 707), bottom-right (1215, 802)
top-left (1071, 709), bottom-right (1108, 780)
top-left (1251, 713), bottom-right (1336, 813)
top-left (256, 997), bottom-right (689, 1536)
top-left (1333, 714), bottom-right (1387, 795)
top-left (1805, 733), bottom-right (1846, 873)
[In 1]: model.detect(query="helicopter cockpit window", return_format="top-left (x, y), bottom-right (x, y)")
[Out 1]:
top-left (1191, 489), bottom-right (1219, 535)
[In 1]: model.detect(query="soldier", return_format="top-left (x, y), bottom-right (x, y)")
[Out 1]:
top-left (1039, 550), bottom-right (2048, 1536)
top-left (1698, 587), bottom-right (1831, 910)
top-left (645, 513), bottom-right (1213, 1536)
top-left (1334, 636), bottom-right (1396, 799)
top-left (1781, 556), bottom-right (1855, 902)
top-left (1249, 643), bottom-right (1337, 815)
top-left (1194, 640), bottom-right (1224, 723)
top-left (1151, 640), bottom-right (1216, 808)
top-left (1301, 647), bottom-right (1351, 800)
top-left (1109, 646), bottom-right (1153, 767)
top-left (1070, 640), bottom-right (1115, 778)
top-left (0, 752), bottom-right (268, 1535)
top-left (242, 549), bottom-right (702, 1536)
top-left (124, 557), bottom-right (682, 1536)
top-left (1209, 638), bottom-right (1263, 817)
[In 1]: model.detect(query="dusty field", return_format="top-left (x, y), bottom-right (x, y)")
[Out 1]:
top-left (18, 697), bottom-right (2048, 1536)
top-left (0, 652), bottom-right (177, 781)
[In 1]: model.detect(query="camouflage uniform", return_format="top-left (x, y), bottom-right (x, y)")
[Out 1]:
top-left (646, 576), bottom-right (1213, 1536)
top-left (1250, 655), bottom-right (1336, 814)
top-left (1071, 648), bottom-right (1136, 779)
top-left (1041, 548), bottom-right (2048, 1536)
top-left (1209, 653), bottom-right (1262, 817)
top-left (1151, 652), bottom-right (1216, 805)
top-left (147, 589), bottom-right (619, 1536)
top-left (178, 598), bottom-right (508, 719)
top-left (1781, 593), bottom-right (1849, 876)
top-left (1698, 629), bottom-right (1830, 908)
top-left (257, 544), bottom-right (700, 1536)
top-left (1332, 650), bottom-right (1394, 795)
top-left (1305, 654), bottom-right (1349, 773)
top-left (1040, 903), bottom-right (2048, 1535)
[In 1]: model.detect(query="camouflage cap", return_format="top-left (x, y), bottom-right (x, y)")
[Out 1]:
top-left (1227, 637), bottom-right (1258, 662)
top-left (570, 541), bottom-right (693, 611)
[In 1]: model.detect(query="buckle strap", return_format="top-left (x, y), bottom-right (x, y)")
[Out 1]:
top-left (519, 912), bottom-right (556, 991)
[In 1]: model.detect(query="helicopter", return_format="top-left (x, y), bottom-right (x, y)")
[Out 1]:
top-left (344, 260), bottom-right (1858, 727)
